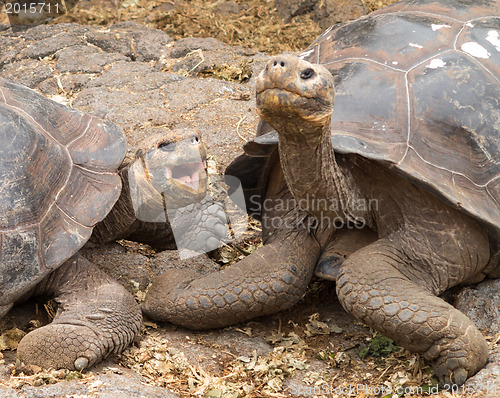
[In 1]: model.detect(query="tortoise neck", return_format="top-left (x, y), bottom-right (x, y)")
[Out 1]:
top-left (277, 120), bottom-right (366, 227)
top-left (90, 162), bottom-right (139, 244)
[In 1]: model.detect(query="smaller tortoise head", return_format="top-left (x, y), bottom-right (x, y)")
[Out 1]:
top-left (128, 129), bottom-right (208, 216)
top-left (256, 55), bottom-right (335, 134)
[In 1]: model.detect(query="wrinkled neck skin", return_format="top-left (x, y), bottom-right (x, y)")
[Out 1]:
top-left (91, 159), bottom-right (169, 245)
top-left (90, 161), bottom-right (141, 245)
top-left (275, 116), bottom-right (371, 228)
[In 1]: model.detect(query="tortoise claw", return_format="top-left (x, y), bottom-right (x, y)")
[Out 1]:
top-left (453, 369), bottom-right (469, 387)
top-left (74, 357), bottom-right (89, 372)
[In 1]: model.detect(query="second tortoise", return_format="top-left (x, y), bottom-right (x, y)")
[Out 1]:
top-left (143, 0), bottom-right (500, 385)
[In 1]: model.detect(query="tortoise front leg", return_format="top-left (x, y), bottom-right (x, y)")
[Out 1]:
top-left (143, 229), bottom-right (320, 329)
top-left (143, 158), bottom-right (324, 329)
top-left (17, 254), bottom-right (141, 371)
top-left (128, 195), bottom-right (228, 253)
top-left (336, 235), bottom-right (489, 385)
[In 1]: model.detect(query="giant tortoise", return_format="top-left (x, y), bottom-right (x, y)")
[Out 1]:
top-left (0, 77), bottom-right (214, 370)
top-left (142, 0), bottom-right (500, 385)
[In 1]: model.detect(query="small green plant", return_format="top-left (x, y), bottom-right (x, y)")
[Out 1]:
top-left (359, 334), bottom-right (399, 360)
top-left (316, 349), bottom-right (335, 362)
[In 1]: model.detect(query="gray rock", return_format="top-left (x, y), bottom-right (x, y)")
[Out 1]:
top-left (93, 372), bottom-right (178, 398)
top-left (170, 37), bottom-right (244, 59)
top-left (274, 0), bottom-right (369, 29)
top-left (55, 45), bottom-right (128, 74)
top-left (86, 61), bottom-right (182, 91)
top-left (7, 23), bottom-right (89, 41)
top-left (312, 0), bottom-right (369, 29)
top-left (21, 381), bottom-right (89, 398)
top-left (152, 250), bottom-right (220, 277)
top-left (21, 33), bottom-right (86, 59)
top-left (0, 386), bottom-right (18, 397)
top-left (53, 74), bottom-right (94, 93)
top-left (456, 279), bottom-right (500, 392)
top-left (466, 346), bottom-right (500, 397)
top-left (202, 329), bottom-right (272, 358)
top-left (275, 0), bottom-right (318, 21)
top-left (0, 36), bottom-right (27, 69)
top-left (85, 21), bottom-right (173, 62)
top-left (0, 59), bottom-right (53, 88)
top-left (284, 358), bottom-right (330, 397)
top-left (214, 2), bottom-right (246, 16)
top-left (17, 370), bottom-right (179, 398)
top-left (455, 278), bottom-right (500, 335)
top-left (169, 37), bottom-right (257, 76)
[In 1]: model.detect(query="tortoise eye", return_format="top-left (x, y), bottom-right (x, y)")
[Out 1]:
top-left (300, 68), bottom-right (315, 80)
top-left (159, 141), bottom-right (176, 151)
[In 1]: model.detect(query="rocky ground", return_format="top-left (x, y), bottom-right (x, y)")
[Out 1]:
top-left (0, 1), bottom-right (499, 397)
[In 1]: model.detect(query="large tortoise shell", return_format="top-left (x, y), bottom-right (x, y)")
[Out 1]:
top-left (0, 78), bottom-right (125, 304)
top-left (229, 0), bottom-right (500, 237)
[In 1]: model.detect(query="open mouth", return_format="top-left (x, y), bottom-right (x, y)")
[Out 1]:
top-left (166, 161), bottom-right (206, 191)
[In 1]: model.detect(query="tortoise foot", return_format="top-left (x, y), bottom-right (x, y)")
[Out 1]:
top-left (427, 326), bottom-right (489, 386)
top-left (17, 256), bottom-right (142, 370)
top-left (336, 237), bottom-right (489, 386)
top-left (17, 323), bottom-right (107, 370)
top-left (17, 297), bottom-right (141, 370)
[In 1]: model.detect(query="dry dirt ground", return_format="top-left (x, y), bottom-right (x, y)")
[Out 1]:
top-left (1, 1), bottom-right (499, 397)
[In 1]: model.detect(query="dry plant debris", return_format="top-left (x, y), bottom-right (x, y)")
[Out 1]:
top-left (52, 0), bottom-right (322, 54)
top-left (117, 316), bottom-right (448, 398)
top-left (0, 0), bottom-right (401, 55)
top-left (42, 0), bottom-right (401, 55)
top-left (0, 328), bottom-right (25, 351)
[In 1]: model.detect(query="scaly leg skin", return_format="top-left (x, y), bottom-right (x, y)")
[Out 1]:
top-left (143, 229), bottom-right (320, 329)
top-left (143, 158), bottom-right (324, 330)
top-left (169, 196), bottom-right (229, 254)
top-left (336, 236), bottom-right (489, 386)
top-left (17, 254), bottom-right (142, 371)
top-left (122, 196), bottom-right (228, 252)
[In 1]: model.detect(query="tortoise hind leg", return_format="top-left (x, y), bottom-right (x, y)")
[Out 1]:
top-left (336, 230), bottom-right (490, 385)
top-left (17, 254), bottom-right (141, 371)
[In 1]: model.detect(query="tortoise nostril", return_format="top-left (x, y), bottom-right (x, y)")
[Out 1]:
top-left (272, 60), bottom-right (286, 68)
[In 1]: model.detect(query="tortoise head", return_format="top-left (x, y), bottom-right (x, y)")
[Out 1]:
top-left (256, 55), bottom-right (335, 134)
top-left (128, 129), bottom-right (208, 214)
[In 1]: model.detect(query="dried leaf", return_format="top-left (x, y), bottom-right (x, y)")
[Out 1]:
top-left (0, 328), bottom-right (26, 350)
